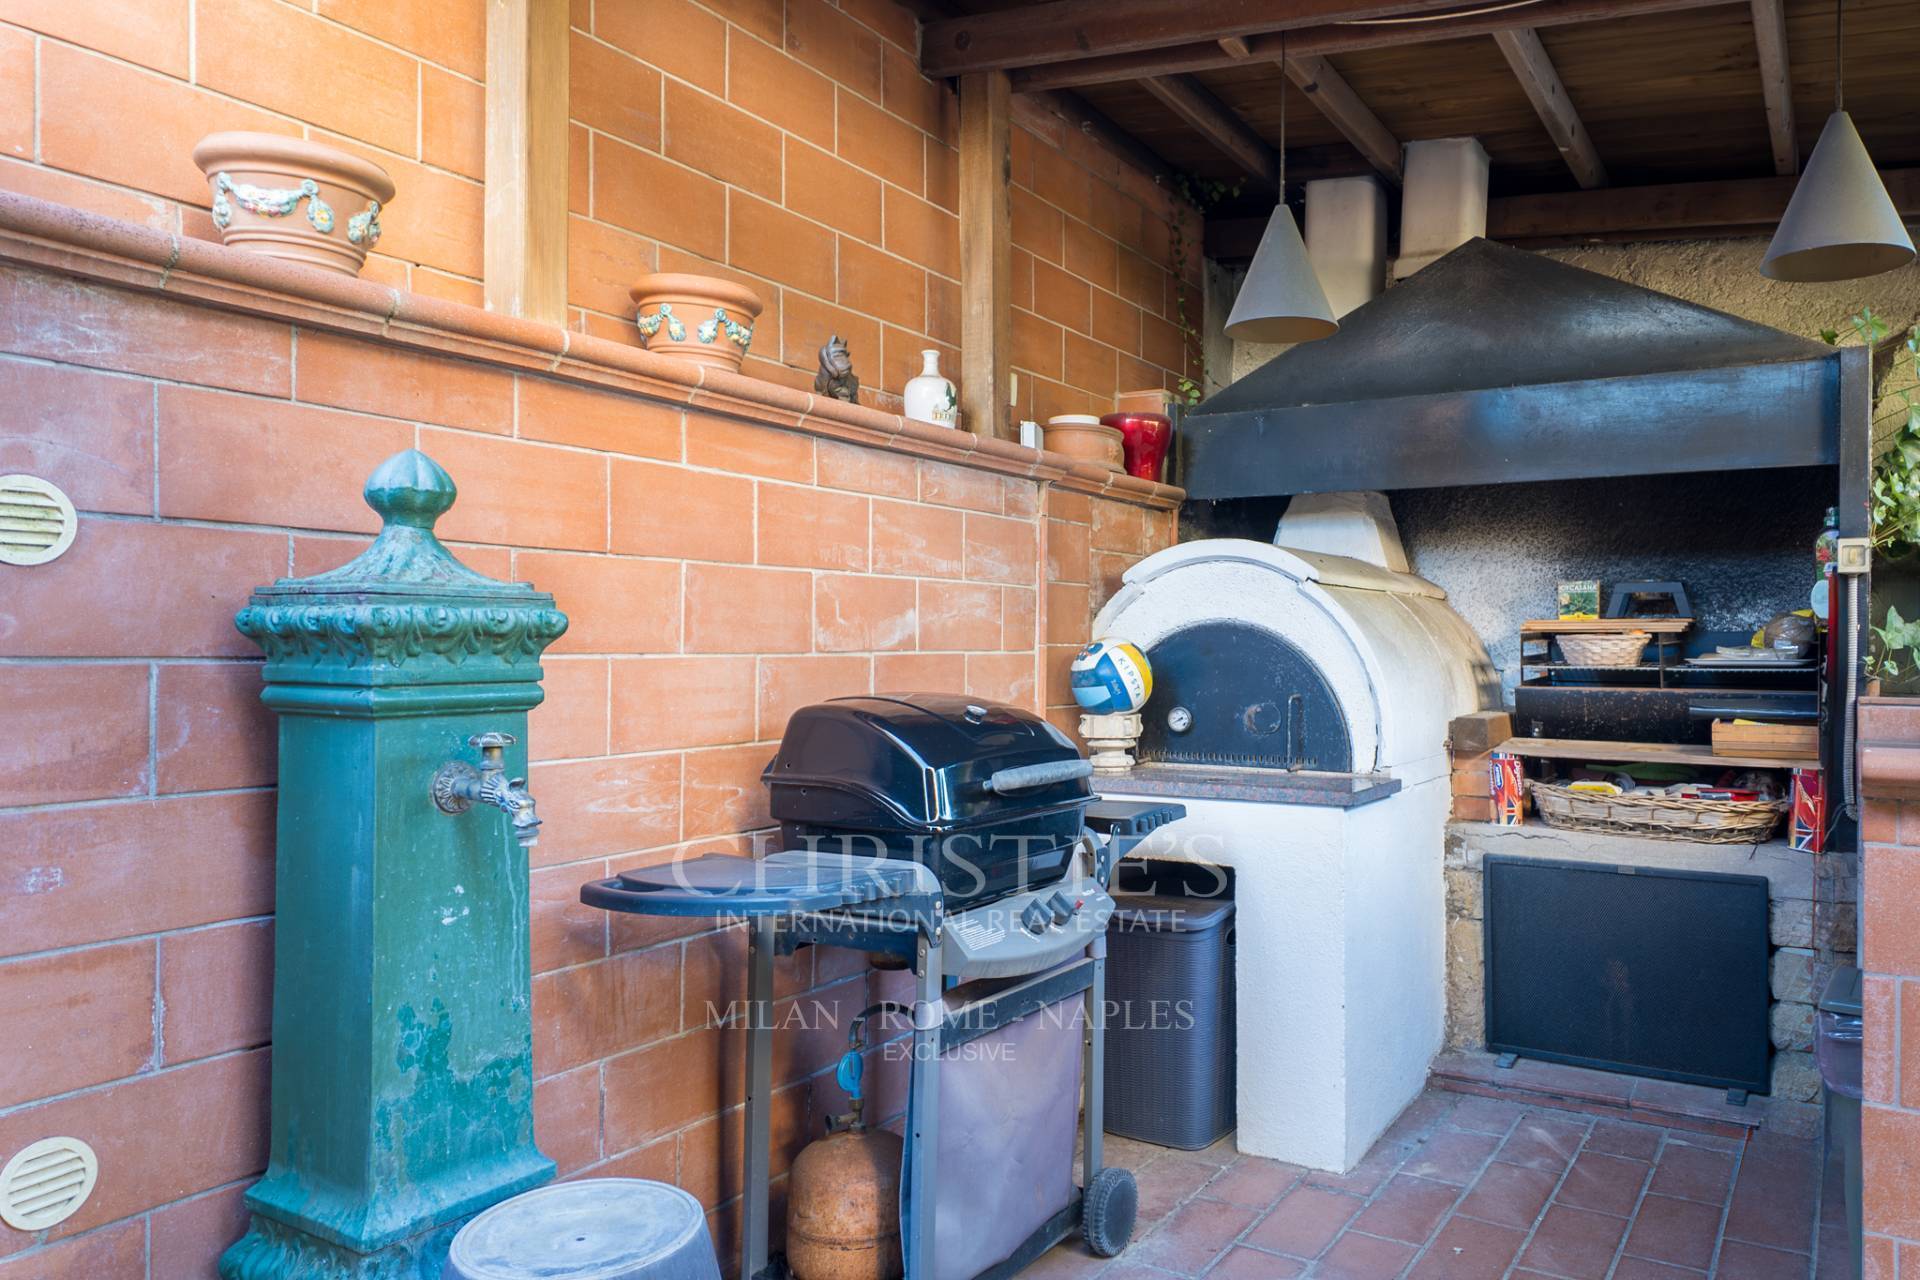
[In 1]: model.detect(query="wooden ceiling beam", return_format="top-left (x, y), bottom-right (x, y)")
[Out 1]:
top-left (1140, 74), bottom-right (1280, 189)
top-left (923, 0), bottom-right (1474, 78)
top-left (1493, 27), bottom-right (1609, 188)
top-left (1750, 0), bottom-right (1798, 175)
top-left (1008, 0), bottom-right (1739, 92)
top-left (1283, 53), bottom-right (1403, 185)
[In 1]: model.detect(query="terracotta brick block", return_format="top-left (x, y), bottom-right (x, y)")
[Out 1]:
top-left (153, 661), bottom-right (275, 794)
top-left (0, 1219), bottom-right (146, 1278)
top-left (0, 1050), bottom-right (268, 1246)
top-left (2, 520), bottom-right (287, 658)
top-left (1012, 308), bottom-right (1066, 381)
top-left (1064, 331), bottom-right (1119, 398)
top-left (686, 564), bottom-right (813, 654)
top-left (595, 134), bottom-right (728, 262)
top-left (920, 460), bottom-right (1005, 514)
top-left (1863, 843), bottom-right (1920, 975)
top-left (2, 792), bottom-right (274, 957)
top-left (964, 512), bottom-right (1038, 586)
top-left (883, 187), bottom-right (960, 282)
top-left (0, 939), bottom-right (155, 1108)
top-left (1903, 979), bottom-right (1920, 1108)
top-left (1, 269), bottom-right (293, 397)
top-left (810, 443), bottom-right (915, 505)
top-left (679, 1085), bottom-right (810, 1210)
top-left (760, 655), bottom-right (872, 736)
top-left (420, 64), bottom-right (485, 179)
top-left (148, 1181), bottom-right (252, 1280)
top-left (836, 88), bottom-right (925, 195)
top-left (785, 0), bottom-right (885, 99)
top-left (1046, 487), bottom-right (1092, 524)
top-left (316, 130), bottom-right (486, 280)
top-left (968, 652), bottom-right (1037, 708)
top-left (159, 918), bottom-right (272, 1065)
top-left (198, 0), bottom-right (418, 154)
top-left (1003, 587), bottom-right (1038, 650)
top-left (0, 158), bottom-right (176, 232)
top-left (37, 43), bottom-right (292, 205)
top-left (159, 386), bottom-right (412, 533)
top-left (758, 483), bottom-right (868, 572)
top-left (730, 192), bottom-right (839, 301)
top-left (423, 429), bottom-right (609, 551)
top-left (666, 83), bottom-right (784, 194)
top-left (1864, 1103), bottom-right (1920, 1237)
top-left (778, 298), bottom-right (880, 385)
top-left (1089, 288), bottom-right (1143, 355)
top-left (875, 651), bottom-right (966, 694)
top-left (1046, 517), bottom-right (1092, 584)
top-left (872, 500), bottom-right (964, 577)
top-left (1142, 310), bottom-right (1187, 373)
top-left (296, 330), bottom-right (514, 435)
top-left (920, 580), bottom-right (1003, 651)
top-left (1042, 644), bottom-right (1078, 708)
top-left (1863, 975), bottom-right (1897, 1105)
top-left (611, 656), bottom-right (757, 753)
top-left (598, 0), bottom-right (727, 94)
top-left (1092, 498), bottom-right (1149, 553)
top-left (685, 418), bottom-right (815, 483)
top-left (0, 357), bottom-right (154, 515)
top-left (1045, 580), bottom-right (1092, 646)
top-left (517, 551), bottom-right (682, 655)
top-left (604, 1024), bottom-right (743, 1151)
top-left (568, 215), bottom-right (660, 321)
top-left (531, 861), bottom-right (609, 975)
top-left (1031, 146), bottom-right (1093, 224)
top-left (528, 657), bottom-right (609, 762)
top-left (1009, 247), bottom-right (1036, 312)
top-left (837, 238), bottom-right (927, 334)
top-left (786, 139), bottom-right (883, 245)
top-left (1117, 248), bottom-right (1170, 315)
top-left (609, 459), bottom-right (755, 564)
top-left (728, 29), bottom-right (834, 150)
top-left (534, 945), bottom-right (682, 1077)
top-left (1453, 796), bottom-right (1496, 823)
top-left (0, 663), bottom-right (147, 805)
top-left (8, 0), bottom-right (190, 76)
top-left (1091, 549), bottom-right (1133, 612)
top-left (535, 1062), bottom-right (604, 1177)
top-left (317, 0), bottom-right (484, 77)
top-left (1062, 217), bottom-right (1120, 293)
top-left (526, 753), bottom-right (683, 868)
top-left (1012, 186), bottom-right (1065, 263)
top-left (570, 31), bottom-right (663, 150)
top-left (685, 742), bottom-right (777, 839)
top-left (815, 573), bottom-right (917, 653)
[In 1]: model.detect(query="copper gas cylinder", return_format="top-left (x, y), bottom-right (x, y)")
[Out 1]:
top-left (785, 1125), bottom-right (903, 1280)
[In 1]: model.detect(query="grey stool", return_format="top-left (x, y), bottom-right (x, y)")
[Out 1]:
top-left (444, 1179), bottom-right (720, 1280)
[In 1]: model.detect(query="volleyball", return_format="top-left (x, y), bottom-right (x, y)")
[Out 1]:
top-left (1070, 638), bottom-right (1153, 714)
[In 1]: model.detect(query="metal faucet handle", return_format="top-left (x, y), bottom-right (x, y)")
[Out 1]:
top-left (468, 731), bottom-right (517, 752)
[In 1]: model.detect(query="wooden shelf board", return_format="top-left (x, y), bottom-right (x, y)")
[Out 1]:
top-left (1520, 618), bottom-right (1692, 634)
top-left (1494, 737), bottom-right (1820, 772)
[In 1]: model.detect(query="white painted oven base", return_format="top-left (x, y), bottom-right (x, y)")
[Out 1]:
top-left (1102, 773), bottom-right (1451, 1174)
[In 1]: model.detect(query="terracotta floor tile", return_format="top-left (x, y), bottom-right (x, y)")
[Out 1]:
top-left (1384, 1091), bottom-right (1462, 1145)
top-left (1351, 1174), bottom-right (1461, 1245)
top-left (1517, 1204), bottom-right (1630, 1280)
top-left (1305, 1141), bottom-right (1414, 1197)
top-left (1648, 1142), bottom-right (1737, 1205)
top-left (1203, 1157), bottom-right (1304, 1208)
top-left (1136, 1156), bottom-right (1228, 1224)
top-left (1622, 1194), bottom-right (1723, 1271)
top-left (1609, 1258), bottom-right (1705, 1279)
top-left (1448, 1095), bottom-right (1528, 1135)
top-left (1456, 1161), bottom-right (1560, 1230)
top-left (1131, 1198), bottom-right (1260, 1275)
top-left (1202, 1245), bottom-right (1307, 1278)
top-left (1403, 1129), bottom-right (1501, 1185)
top-left (1407, 1215), bottom-right (1527, 1279)
top-left (1585, 1119), bottom-right (1666, 1161)
top-left (1555, 1152), bottom-right (1652, 1217)
top-left (1315, 1230), bottom-right (1419, 1280)
top-left (1724, 1150), bottom-right (1822, 1253)
top-left (1714, 1238), bottom-right (1813, 1279)
top-left (1497, 1114), bottom-right (1591, 1172)
top-left (1104, 1134), bottom-right (1169, 1173)
top-left (1189, 1133), bottom-right (1242, 1167)
top-left (1814, 1223), bottom-right (1852, 1279)
top-left (1025, 1241), bottom-right (1109, 1277)
top-left (1244, 1185), bottom-right (1363, 1259)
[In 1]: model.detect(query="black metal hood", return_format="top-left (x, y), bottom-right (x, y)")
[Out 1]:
top-left (1180, 238), bottom-right (1843, 499)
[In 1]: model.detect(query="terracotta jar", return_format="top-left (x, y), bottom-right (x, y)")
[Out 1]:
top-left (629, 273), bottom-right (764, 371)
top-left (1043, 415), bottom-right (1123, 471)
top-left (1101, 411), bottom-right (1173, 482)
top-left (192, 132), bottom-right (395, 276)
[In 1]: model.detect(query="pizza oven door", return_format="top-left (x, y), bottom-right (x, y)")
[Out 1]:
top-left (1137, 621), bottom-right (1353, 771)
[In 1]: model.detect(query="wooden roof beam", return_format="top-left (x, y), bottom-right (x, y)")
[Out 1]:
top-left (1750, 0), bottom-right (1798, 175)
top-left (1140, 74), bottom-right (1280, 189)
top-left (1282, 53), bottom-right (1403, 185)
top-left (1007, 0), bottom-right (1738, 93)
top-left (1493, 28), bottom-right (1609, 188)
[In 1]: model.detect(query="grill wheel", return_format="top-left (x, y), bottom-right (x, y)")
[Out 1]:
top-left (1081, 1166), bottom-right (1137, 1258)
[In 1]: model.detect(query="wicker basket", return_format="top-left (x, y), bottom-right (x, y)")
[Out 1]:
top-left (1526, 778), bottom-right (1786, 844)
top-left (1555, 630), bottom-right (1651, 667)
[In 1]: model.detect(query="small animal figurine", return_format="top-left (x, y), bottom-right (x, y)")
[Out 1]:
top-left (814, 335), bottom-right (860, 403)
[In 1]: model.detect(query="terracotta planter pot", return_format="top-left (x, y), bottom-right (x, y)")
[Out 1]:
top-left (1044, 415), bottom-right (1124, 472)
top-left (192, 132), bottom-right (395, 276)
top-left (628, 273), bottom-right (764, 371)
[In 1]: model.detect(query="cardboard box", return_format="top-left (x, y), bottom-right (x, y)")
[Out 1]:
top-left (1712, 720), bottom-right (1819, 761)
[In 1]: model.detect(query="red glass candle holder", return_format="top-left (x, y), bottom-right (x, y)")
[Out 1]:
top-left (1100, 412), bottom-right (1172, 483)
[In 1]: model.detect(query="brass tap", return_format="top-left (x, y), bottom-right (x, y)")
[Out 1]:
top-left (432, 732), bottom-right (542, 848)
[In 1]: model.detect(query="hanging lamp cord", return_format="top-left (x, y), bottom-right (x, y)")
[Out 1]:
top-left (1835, 0), bottom-right (1845, 113)
top-left (1278, 32), bottom-right (1288, 200)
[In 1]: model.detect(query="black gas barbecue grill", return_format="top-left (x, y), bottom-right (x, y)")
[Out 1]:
top-left (581, 695), bottom-right (1183, 1280)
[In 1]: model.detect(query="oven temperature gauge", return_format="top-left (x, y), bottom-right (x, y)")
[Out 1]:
top-left (1166, 705), bottom-right (1193, 734)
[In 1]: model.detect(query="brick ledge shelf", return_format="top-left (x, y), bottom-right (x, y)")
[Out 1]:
top-left (0, 190), bottom-right (1184, 512)
top-left (1860, 696), bottom-right (1920, 798)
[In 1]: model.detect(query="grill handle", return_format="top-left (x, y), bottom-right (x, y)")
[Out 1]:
top-left (982, 759), bottom-right (1094, 794)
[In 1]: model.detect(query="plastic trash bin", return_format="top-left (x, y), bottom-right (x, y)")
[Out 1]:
top-left (444, 1179), bottom-right (720, 1280)
top-left (1103, 891), bottom-right (1235, 1150)
top-left (1817, 965), bottom-right (1863, 1280)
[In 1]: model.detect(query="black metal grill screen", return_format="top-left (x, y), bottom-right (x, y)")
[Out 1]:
top-left (1484, 856), bottom-right (1770, 1094)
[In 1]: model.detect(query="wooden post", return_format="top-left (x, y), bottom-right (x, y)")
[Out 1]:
top-left (485, 0), bottom-right (569, 324)
top-left (959, 71), bottom-right (1013, 441)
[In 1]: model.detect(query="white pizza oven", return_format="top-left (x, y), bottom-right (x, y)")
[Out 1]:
top-left (1096, 497), bottom-right (1497, 1172)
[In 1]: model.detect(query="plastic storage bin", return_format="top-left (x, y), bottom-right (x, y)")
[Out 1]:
top-left (443, 1179), bottom-right (720, 1280)
top-left (1818, 966), bottom-right (1863, 1280)
top-left (1103, 890), bottom-right (1235, 1150)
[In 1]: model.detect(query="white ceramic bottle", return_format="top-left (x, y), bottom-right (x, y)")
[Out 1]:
top-left (902, 349), bottom-right (960, 429)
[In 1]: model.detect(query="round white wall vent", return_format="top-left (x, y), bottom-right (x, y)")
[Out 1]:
top-left (0, 475), bottom-right (78, 567)
top-left (0, 1137), bottom-right (99, 1231)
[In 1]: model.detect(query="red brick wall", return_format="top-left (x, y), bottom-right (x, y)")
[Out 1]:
top-left (0, 0), bottom-right (1197, 410)
top-left (1859, 700), bottom-right (1920, 1277)
top-left (0, 229), bottom-right (1177, 1275)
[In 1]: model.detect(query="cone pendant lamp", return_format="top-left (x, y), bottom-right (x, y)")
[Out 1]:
top-left (1761, 0), bottom-right (1914, 281)
top-left (1224, 205), bottom-right (1338, 343)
